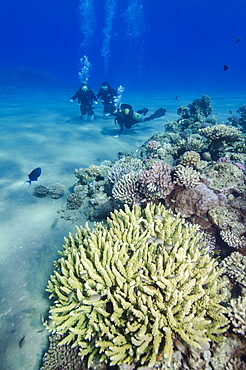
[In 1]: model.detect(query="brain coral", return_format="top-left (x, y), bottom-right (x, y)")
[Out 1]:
top-left (46, 203), bottom-right (228, 367)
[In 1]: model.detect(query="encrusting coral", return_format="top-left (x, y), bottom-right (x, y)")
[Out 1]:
top-left (46, 203), bottom-right (229, 367)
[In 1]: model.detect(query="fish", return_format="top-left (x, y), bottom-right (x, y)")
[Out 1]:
top-left (25, 167), bottom-right (42, 186)
top-left (164, 243), bottom-right (173, 249)
top-left (223, 65), bottom-right (229, 71)
top-left (235, 37), bottom-right (241, 44)
top-left (175, 96), bottom-right (180, 101)
top-left (67, 291), bottom-right (76, 302)
top-left (154, 214), bottom-right (164, 220)
top-left (19, 335), bottom-right (25, 347)
top-left (229, 110), bottom-right (233, 114)
top-left (86, 294), bottom-right (105, 302)
top-left (148, 236), bottom-right (164, 245)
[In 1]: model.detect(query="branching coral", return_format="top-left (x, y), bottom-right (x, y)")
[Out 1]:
top-left (107, 157), bottom-right (142, 184)
top-left (112, 171), bottom-right (141, 204)
top-left (146, 140), bottom-right (160, 150)
top-left (221, 252), bottom-right (246, 287)
top-left (138, 161), bottom-right (174, 200)
top-left (173, 165), bottom-right (200, 189)
top-left (180, 151), bottom-right (201, 168)
top-left (228, 296), bottom-right (246, 335)
top-left (46, 203), bottom-right (229, 367)
top-left (220, 229), bottom-right (246, 249)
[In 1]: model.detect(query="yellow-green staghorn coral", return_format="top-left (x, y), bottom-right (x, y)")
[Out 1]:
top-left (46, 203), bottom-right (229, 367)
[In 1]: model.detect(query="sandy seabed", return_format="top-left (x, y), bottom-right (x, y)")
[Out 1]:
top-left (0, 87), bottom-right (245, 369)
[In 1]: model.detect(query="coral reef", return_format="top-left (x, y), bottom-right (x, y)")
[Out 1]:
top-left (108, 157), bottom-right (143, 184)
top-left (138, 161), bottom-right (174, 200)
top-left (167, 182), bottom-right (225, 222)
top-left (41, 333), bottom-right (84, 370)
top-left (46, 203), bottom-right (228, 367)
top-left (203, 162), bottom-right (246, 192)
top-left (112, 171), bottom-right (141, 204)
top-left (225, 357), bottom-right (246, 370)
top-left (33, 183), bottom-right (66, 199)
top-left (185, 134), bottom-right (207, 152)
top-left (47, 183), bottom-right (66, 199)
top-left (237, 104), bottom-right (246, 132)
top-left (188, 94), bottom-right (213, 121)
top-left (228, 296), bottom-right (246, 335)
top-left (146, 140), bottom-right (160, 150)
top-left (74, 162), bottom-right (111, 185)
top-left (199, 124), bottom-right (244, 160)
top-left (66, 193), bottom-right (84, 210)
top-left (209, 336), bottom-right (246, 370)
top-left (180, 150), bottom-right (201, 168)
top-left (220, 229), bottom-right (246, 249)
top-left (175, 95), bottom-right (214, 133)
top-left (173, 165), bottom-right (200, 189)
top-left (33, 185), bottom-right (49, 198)
top-left (199, 124), bottom-right (243, 142)
top-left (221, 252), bottom-right (246, 287)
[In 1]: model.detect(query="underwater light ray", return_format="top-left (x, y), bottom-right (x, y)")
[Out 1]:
top-left (101, 0), bottom-right (118, 72)
top-left (79, 0), bottom-right (96, 48)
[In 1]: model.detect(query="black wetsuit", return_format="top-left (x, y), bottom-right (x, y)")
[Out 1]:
top-left (71, 88), bottom-right (97, 116)
top-left (96, 86), bottom-right (117, 114)
top-left (113, 105), bottom-right (148, 135)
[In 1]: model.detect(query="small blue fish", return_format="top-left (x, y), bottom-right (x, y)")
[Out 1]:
top-left (25, 167), bottom-right (42, 186)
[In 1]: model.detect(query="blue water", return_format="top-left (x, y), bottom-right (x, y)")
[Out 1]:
top-left (1, 0), bottom-right (245, 93)
top-left (0, 1), bottom-right (246, 369)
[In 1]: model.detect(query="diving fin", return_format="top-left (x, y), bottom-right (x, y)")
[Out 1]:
top-left (144, 108), bottom-right (166, 121)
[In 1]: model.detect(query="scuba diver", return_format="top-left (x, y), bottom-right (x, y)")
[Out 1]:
top-left (113, 103), bottom-right (166, 136)
top-left (96, 82), bottom-right (118, 116)
top-left (70, 82), bottom-right (97, 121)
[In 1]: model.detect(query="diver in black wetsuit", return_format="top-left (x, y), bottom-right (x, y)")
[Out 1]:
top-left (113, 103), bottom-right (166, 136)
top-left (96, 82), bottom-right (118, 116)
top-left (70, 83), bottom-right (97, 121)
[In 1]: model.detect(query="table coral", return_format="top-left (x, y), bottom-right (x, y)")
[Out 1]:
top-left (46, 203), bottom-right (228, 367)
top-left (199, 124), bottom-right (243, 142)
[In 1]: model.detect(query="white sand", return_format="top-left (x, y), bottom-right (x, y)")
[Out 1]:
top-left (0, 88), bottom-right (245, 369)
